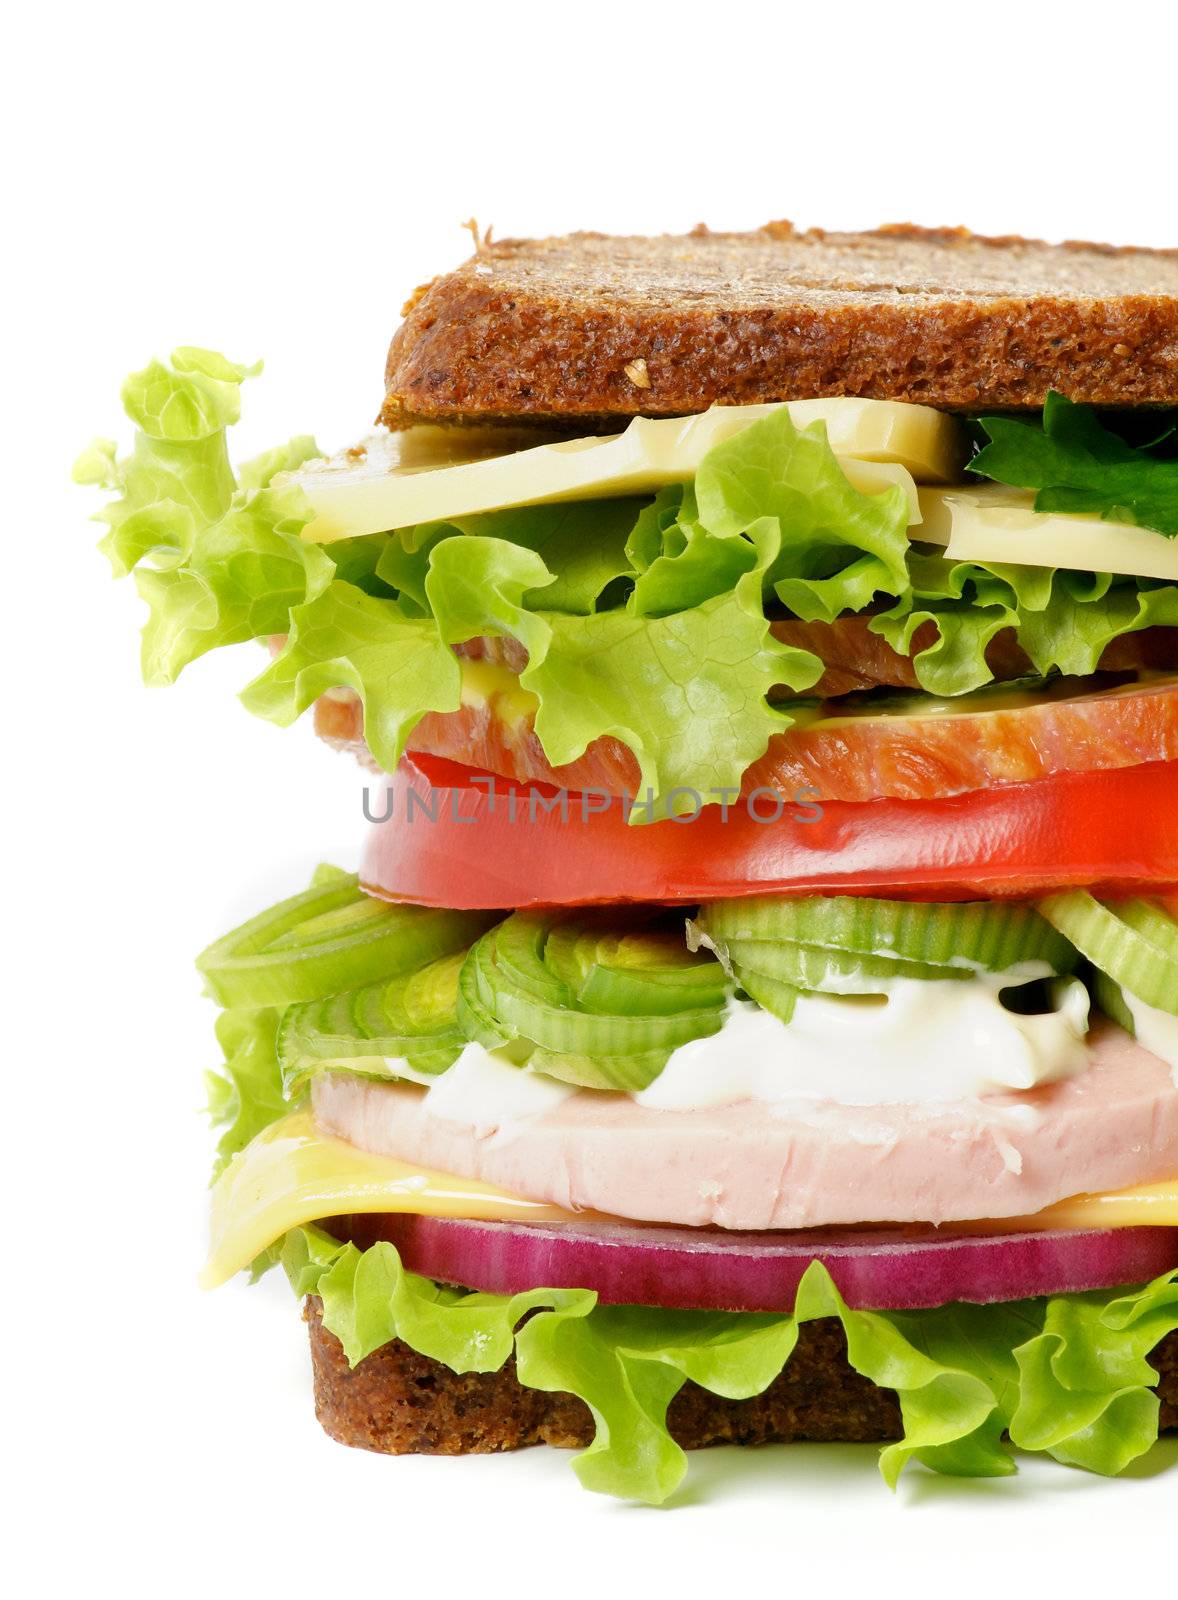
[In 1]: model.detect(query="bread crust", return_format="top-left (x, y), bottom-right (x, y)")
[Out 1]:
top-left (382, 225), bottom-right (1178, 425)
top-left (305, 1299), bottom-right (1177, 1459)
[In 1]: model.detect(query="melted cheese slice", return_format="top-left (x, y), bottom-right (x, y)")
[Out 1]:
top-left (203, 1109), bottom-right (1178, 1290)
top-left (201, 1109), bottom-right (582, 1289)
top-left (288, 399), bottom-right (959, 542)
top-left (917, 483), bottom-right (1178, 583)
top-left (1023, 1183), bottom-right (1178, 1229)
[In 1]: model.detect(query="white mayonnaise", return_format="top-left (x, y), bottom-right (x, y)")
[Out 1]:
top-left (1122, 991), bottom-right (1178, 1086)
top-left (634, 977), bottom-right (1091, 1112)
top-left (379, 1056), bottom-right (441, 1088)
top-left (423, 1042), bottom-right (574, 1134)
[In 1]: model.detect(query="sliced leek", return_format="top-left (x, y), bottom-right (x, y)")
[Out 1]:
top-left (198, 873), bottom-right (494, 1009)
top-left (700, 895), bottom-right (1076, 978)
top-left (1039, 892), bottom-right (1178, 1016)
top-left (458, 912), bottom-right (729, 1087)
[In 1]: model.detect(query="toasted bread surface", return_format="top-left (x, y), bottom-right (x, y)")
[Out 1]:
top-left (306, 1299), bottom-right (1178, 1458)
top-left (382, 224), bottom-right (1178, 425)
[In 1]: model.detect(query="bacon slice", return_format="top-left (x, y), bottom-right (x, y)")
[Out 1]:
top-left (310, 621), bottom-right (1178, 805)
top-left (745, 677), bottom-right (1178, 803)
top-left (317, 672), bottom-right (1178, 806)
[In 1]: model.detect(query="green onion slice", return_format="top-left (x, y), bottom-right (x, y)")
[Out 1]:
top-left (1039, 892), bottom-right (1178, 1015)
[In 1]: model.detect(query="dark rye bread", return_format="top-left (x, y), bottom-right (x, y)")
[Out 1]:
top-left (381, 224), bottom-right (1178, 427)
top-left (305, 1299), bottom-right (1178, 1459)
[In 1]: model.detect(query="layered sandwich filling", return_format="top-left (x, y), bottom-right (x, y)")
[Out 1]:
top-left (201, 874), bottom-right (1178, 1249)
top-left (195, 870), bottom-right (1178, 1499)
top-left (80, 350), bottom-right (1178, 1501)
top-left (79, 358), bottom-right (1178, 823)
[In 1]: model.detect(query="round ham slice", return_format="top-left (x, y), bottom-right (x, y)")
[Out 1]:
top-left (311, 1020), bottom-right (1178, 1230)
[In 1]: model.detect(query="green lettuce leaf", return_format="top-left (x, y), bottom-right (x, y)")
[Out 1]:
top-left (447, 500), bottom-right (643, 614)
top-left (1014, 577), bottom-right (1178, 678)
top-left (122, 347), bottom-right (262, 439)
top-left (204, 1007), bottom-right (287, 1181)
top-left (374, 523), bottom-right (453, 614)
top-left (523, 524), bottom-right (820, 818)
top-left (694, 407), bottom-right (913, 621)
top-left (524, 596), bottom-right (792, 817)
top-left (423, 527), bottom-right (820, 818)
top-left (261, 1224), bottom-right (595, 1365)
top-left (625, 485), bottom-right (688, 573)
top-left (83, 354), bottom-right (1178, 803)
top-left (630, 521), bottom-right (760, 616)
top-left (269, 1228), bottom-right (1177, 1504)
top-left (1010, 1270), bottom-right (1178, 1472)
top-left (138, 484), bottom-right (334, 684)
top-left (425, 535), bottom-right (553, 656)
top-left (75, 348), bottom-right (332, 681)
top-left (970, 392), bottom-right (1178, 536)
top-left (241, 581), bottom-right (461, 773)
top-left (873, 550), bottom-right (1178, 696)
top-left (238, 435), bottom-right (321, 492)
top-left (515, 1262), bottom-right (1016, 1499)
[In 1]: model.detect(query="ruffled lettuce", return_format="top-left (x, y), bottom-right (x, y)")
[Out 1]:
top-left (246, 516), bottom-right (820, 817)
top-left (74, 349), bottom-right (331, 684)
top-left (874, 551), bottom-right (1178, 697)
top-left (694, 408), bottom-right (913, 621)
top-left (240, 582), bottom-right (462, 772)
top-left (204, 1007), bottom-right (287, 1181)
top-left (441, 500), bottom-right (644, 614)
top-left (523, 523), bottom-right (819, 816)
top-left (80, 354), bottom-right (1178, 808)
top-left (265, 1226), bottom-right (1177, 1504)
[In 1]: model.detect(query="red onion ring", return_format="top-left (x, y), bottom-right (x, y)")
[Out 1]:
top-left (340, 1212), bottom-right (1177, 1312)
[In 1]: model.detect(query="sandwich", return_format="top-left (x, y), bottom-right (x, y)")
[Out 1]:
top-left (78, 223), bottom-right (1177, 1503)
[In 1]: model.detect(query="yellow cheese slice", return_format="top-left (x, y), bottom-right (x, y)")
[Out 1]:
top-left (203, 1109), bottom-right (1177, 1291)
top-left (917, 483), bottom-right (1178, 584)
top-left (288, 398), bottom-right (957, 543)
top-left (1010, 1182), bottom-right (1178, 1230)
top-left (201, 1109), bottom-right (582, 1289)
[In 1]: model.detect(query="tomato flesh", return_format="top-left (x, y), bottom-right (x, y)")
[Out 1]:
top-left (360, 755), bottom-right (1178, 910)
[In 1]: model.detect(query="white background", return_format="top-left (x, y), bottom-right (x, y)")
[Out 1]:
top-left (7, 1), bottom-right (1176, 1594)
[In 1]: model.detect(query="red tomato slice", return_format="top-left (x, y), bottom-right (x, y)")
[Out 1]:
top-left (360, 755), bottom-right (1178, 909)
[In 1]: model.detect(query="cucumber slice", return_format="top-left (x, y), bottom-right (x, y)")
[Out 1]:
top-left (198, 873), bottom-right (495, 1008)
top-left (700, 895), bottom-right (1075, 977)
top-left (1039, 891), bottom-right (1178, 1015)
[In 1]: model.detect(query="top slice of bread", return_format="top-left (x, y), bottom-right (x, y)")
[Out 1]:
top-left (380, 223), bottom-right (1178, 426)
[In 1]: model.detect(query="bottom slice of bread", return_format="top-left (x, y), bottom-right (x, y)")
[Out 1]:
top-left (305, 1299), bottom-right (1178, 1456)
